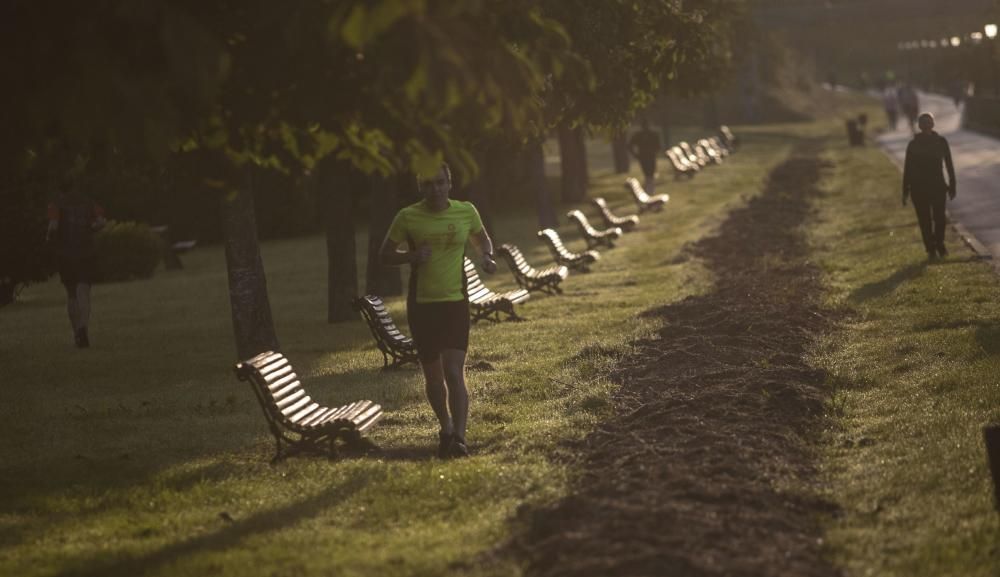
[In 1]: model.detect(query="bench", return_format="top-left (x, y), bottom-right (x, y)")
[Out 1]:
top-left (719, 125), bottom-right (738, 151)
top-left (665, 147), bottom-right (698, 179)
top-left (497, 243), bottom-right (569, 295)
top-left (538, 228), bottom-right (600, 273)
top-left (678, 142), bottom-right (706, 168)
top-left (354, 295), bottom-right (419, 369)
top-left (592, 197), bottom-right (639, 232)
top-left (567, 209), bottom-right (622, 249)
top-left (464, 257), bottom-right (530, 322)
top-left (234, 351), bottom-right (383, 462)
top-left (698, 138), bottom-right (725, 164)
top-left (694, 140), bottom-right (720, 165)
top-left (150, 225), bottom-right (197, 270)
top-left (707, 137), bottom-right (729, 158)
top-left (625, 177), bottom-right (669, 213)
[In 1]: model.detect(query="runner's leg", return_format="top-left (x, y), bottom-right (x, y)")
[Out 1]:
top-left (441, 348), bottom-right (469, 442)
top-left (421, 356), bottom-right (453, 435)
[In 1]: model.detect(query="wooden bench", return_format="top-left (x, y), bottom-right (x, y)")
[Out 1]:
top-left (624, 177), bottom-right (669, 213)
top-left (150, 225), bottom-right (198, 270)
top-left (592, 197), bottom-right (639, 232)
top-left (354, 295), bottom-right (419, 369)
top-left (538, 228), bottom-right (600, 272)
top-left (567, 209), bottom-right (622, 249)
top-left (678, 142), bottom-right (706, 168)
top-left (497, 243), bottom-right (569, 295)
top-left (464, 257), bottom-right (530, 322)
top-left (666, 146), bottom-right (698, 179)
top-left (707, 137), bottom-right (729, 158)
top-left (234, 351), bottom-right (383, 462)
top-left (696, 138), bottom-right (723, 165)
top-left (719, 125), bottom-right (738, 151)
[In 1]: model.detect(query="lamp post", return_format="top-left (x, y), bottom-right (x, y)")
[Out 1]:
top-left (986, 24), bottom-right (998, 97)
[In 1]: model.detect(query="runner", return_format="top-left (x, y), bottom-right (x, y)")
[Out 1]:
top-left (379, 163), bottom-right (497, 458)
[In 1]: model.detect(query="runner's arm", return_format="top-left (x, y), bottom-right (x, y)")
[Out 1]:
top-left (470, 228), bottom-right (497, 273)
top-left (379, 237), bottom-right (421, 266)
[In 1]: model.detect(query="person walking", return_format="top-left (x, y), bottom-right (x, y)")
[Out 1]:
top-left (882, 86), bottom-right (899, 131)
top-left (902, 113), bottom-right (956, 259)
top-left (46, 180), bottom-right (106, 347)
top-left (628, 118), bottom-right (662, 194)
top-left (379, 163), bottom-right (497, 459)
top-left (897, 83), bottom-right (920, 133)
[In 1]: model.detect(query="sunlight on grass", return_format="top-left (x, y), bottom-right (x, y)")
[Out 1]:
top-left (0, 133), bottom-right (790, 576)
top-left (811, 110), bottom-right (1000, 577)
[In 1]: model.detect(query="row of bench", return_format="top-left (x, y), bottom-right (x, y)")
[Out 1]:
top-left (664, 127), bottom-right (738, 179)
top-left (234, 126), bottom-right (738, 461)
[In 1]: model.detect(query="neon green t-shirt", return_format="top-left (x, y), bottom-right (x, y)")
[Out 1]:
top-left (386, 200), bottom-right (484, 303)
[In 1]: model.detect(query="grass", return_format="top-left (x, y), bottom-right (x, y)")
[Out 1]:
top-left (0, 130), bottom-right (791, 576)
top-left (6, 94), bottom-right (997, 576)
top-left (810, 109), bottom-right (1000, 575)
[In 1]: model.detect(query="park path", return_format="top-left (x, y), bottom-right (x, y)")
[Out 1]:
top-left (502, 149), bottom-right (840, 577)
top-left (877, 92), bottom-right (1000, 264)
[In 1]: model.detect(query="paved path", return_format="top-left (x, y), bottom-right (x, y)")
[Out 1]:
top-left (877, 92), bottom-right (1000, 263)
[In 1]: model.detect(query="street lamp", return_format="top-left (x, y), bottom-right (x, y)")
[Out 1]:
top-left (986, 25), bottom-right (999, 96)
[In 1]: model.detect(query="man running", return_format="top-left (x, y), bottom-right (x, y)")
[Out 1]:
top-left (902, 113), bottom-right (956, 259)
top-left (379, 163), bottom-right (497, 458)
top-left (47, 180), bottom-right (106, 347)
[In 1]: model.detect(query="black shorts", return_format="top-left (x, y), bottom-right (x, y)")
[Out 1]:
top-left (58, 254), bottom-right (98, 288)
top-left (407, 299), bottom-right (470, 362)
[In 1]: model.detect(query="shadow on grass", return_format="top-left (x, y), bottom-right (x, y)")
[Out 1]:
top-left (976, 324), bottom-right (1000, 356)
top-left (51, 469), bottom-right (372, 577)
top-left (848, 262), bottom-right (926, 302)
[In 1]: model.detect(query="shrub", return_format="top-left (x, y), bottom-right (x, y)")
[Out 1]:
top-left (94, 221), bottom-right (163, 282)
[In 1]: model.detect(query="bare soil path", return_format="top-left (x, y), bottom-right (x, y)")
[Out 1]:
top-left (505, 149), bottom-right (842, 576)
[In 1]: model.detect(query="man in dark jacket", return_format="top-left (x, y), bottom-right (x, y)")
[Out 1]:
top-left (902, 113), bottom-right (956, 259)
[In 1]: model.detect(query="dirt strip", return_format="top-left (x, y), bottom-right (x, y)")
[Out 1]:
top-left (504, 150), bottom-right (842, 576)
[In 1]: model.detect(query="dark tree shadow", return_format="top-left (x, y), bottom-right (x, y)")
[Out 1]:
top-left (848, 262), bottom-right (926, 302)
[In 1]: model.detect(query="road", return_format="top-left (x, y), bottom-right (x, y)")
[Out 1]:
top-left (877, 92), bottom-right (1000, 263)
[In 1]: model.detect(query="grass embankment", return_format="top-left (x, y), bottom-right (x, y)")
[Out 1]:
top-left (813, 116), bottom-right (1000, 575)
top-left (0, 131), bottom-right (790, 576)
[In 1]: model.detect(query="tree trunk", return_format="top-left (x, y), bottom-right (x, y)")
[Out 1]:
top-left (611, 133), bottom-right (630, 174)
top-left (365, 174), bottom-right (402, 297)
top-left (558, 124), bottom-right (588, 204)
top-left (323, 161), bottom-right (358, 323)
top-left (525, 140), bottom-right (556, 229)
top-left (221, 167), bottom-right (280, 360)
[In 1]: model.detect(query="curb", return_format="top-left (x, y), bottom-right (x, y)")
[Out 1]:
top-left (875, 139), bottom-right (999, 273)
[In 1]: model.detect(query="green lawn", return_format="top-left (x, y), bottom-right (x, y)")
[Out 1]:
top-left (0, 129), bottom-right (789, 576)
top-left (4, 97), bottom-right (998, 576)
top-left (811, 115), bottom-right (1000, 576)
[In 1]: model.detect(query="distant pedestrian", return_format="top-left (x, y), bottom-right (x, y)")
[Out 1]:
top-left (628, 118), bottom-right (662, 194)
top-left (902, 113), bottom-right (956, 259)
top-left (46, 180), bottom-right (106, 347)
top-left (882, 87), bottom-right (899, 130)
top-left (379, 162), bottom-right (497, 459)
top-left (897, 84), bottom-right (920, 132)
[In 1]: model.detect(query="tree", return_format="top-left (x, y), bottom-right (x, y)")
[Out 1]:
top-left (1, 1), bottom-right (573, 356)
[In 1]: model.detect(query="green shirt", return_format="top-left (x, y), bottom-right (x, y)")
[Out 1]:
top-left (386, 200), bottom-right (484, 303)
